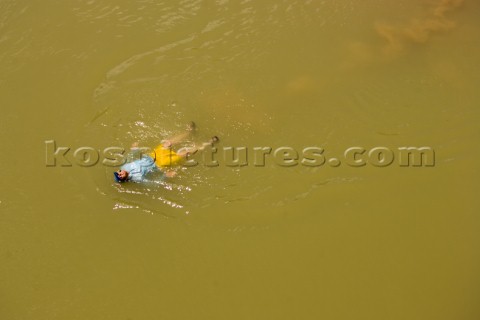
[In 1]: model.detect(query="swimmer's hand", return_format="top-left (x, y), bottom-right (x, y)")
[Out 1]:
top-left (165, 170), bottom-right (177, 178)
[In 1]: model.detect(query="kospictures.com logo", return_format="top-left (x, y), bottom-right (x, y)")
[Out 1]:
top-left (45, 140), bottom-right (435, 168)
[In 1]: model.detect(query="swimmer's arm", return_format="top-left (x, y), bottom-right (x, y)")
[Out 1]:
top-left (164, 170), bottom-right (177, 178)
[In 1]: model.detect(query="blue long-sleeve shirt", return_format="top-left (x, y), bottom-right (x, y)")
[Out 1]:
top-left (120, 154), bottom-right (160, 183)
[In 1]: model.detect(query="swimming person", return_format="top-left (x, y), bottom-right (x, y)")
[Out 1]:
top-left (114, 122), bottom-right (219, 183)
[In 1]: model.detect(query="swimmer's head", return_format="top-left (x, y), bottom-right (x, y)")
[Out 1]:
top-left (114, 170), bottom-right (129, 182)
